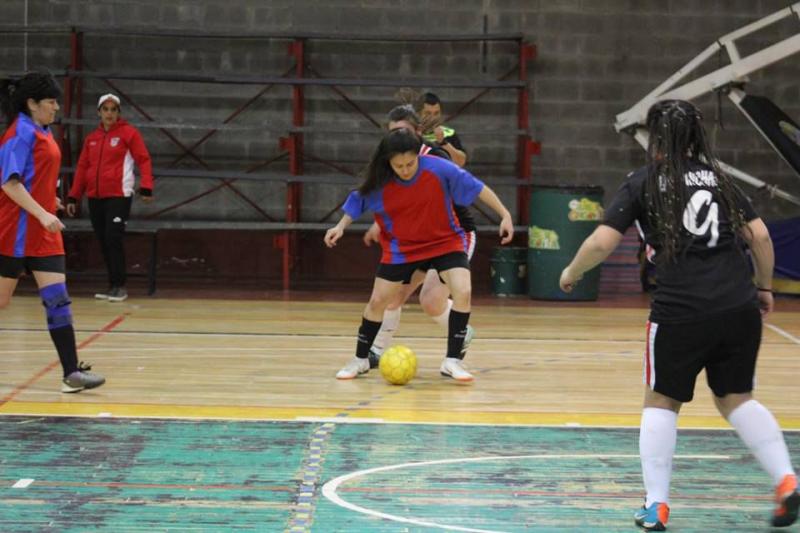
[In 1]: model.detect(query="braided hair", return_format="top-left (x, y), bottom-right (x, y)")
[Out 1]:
top-left (644, 99), bottom-right (748, 263)
top-left (0, 70), bottom-right (62, 126)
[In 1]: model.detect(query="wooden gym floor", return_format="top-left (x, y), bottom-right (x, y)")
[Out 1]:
top-left (1, 292), bottom-right (799, 531)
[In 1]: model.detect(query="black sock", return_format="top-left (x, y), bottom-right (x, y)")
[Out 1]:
top-left (447, 310), bottom-right (471, 360)
top-left (49, 325), bottom-right (79, 377)
top-left (356, 318), bottom-right (382, 359)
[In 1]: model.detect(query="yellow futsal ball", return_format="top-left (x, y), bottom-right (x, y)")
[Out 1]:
top-left (379, 345), bottom-right (417, 385)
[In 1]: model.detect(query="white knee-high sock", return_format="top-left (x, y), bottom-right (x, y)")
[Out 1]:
top-left (430, 299), bottom-right (453, 328)
top-left (640, 407), bottom-right (678, 507)
top-left (728, 399), bottom-right (795, 485)
top-left (371, 307), bottom-right (402, 354)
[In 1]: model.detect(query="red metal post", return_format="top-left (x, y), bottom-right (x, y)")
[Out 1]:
top-left (75, 32), bottom-right (84, 151)
top-left (517, 42), bottom-right (537, 226)
top-left (60, 29), bottom-right (83, 200)
top-left (282, 39), bottom-right (307, 291)
top-left (289, 39), bottom-right (305, 176)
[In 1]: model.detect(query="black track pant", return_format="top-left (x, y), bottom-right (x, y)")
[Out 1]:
top-left (88, 197), bottom-right (132, 288)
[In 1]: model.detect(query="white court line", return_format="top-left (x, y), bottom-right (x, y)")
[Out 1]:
top-left (12, 478), bottom-right (34, 488)
top-left (4, 410), bottom-right (798, 431)
top-left (0, 348), bottom-right (641, 363)
top-left (295, 416), bottom-right (385, 424)
top-left (766, 323), bottom-right (800, 345)
top-left (0, 347), bottom-right (348, 355)
top-left (0, 328), bottom-right (647, 343)
top-left (321, 453), bottom-right (730, 532)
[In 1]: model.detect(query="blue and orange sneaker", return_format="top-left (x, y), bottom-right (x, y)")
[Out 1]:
top-left (634, 501), bottom-right (669, 531)
top-left (772, 474), bottom-right (800, 527)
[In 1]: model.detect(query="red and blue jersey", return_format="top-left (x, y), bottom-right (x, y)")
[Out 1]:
top-left (343, 155), bottom-right (484, 264)
top-left (0, 113), bottom-right (63, 257)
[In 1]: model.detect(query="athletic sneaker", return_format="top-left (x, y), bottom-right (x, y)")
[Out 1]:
top-left (772, 474), bottom-right (800, 527)
top-left (461, 325), bottom-right (475, 357)
top-left (94, 287), bottom-right (112, 300)
top-left (62, 362), bottom-right (106, 393)
top-left (368, 348), bottom-right (382, 369)
top-left (336, 357), bottom-right (370, 380)
top-left (107, 286), bottom-right (128, 302)
top-left (634, 501), bottom-right (669, 531)
top-left (439, 357), bottom-right (474, 382)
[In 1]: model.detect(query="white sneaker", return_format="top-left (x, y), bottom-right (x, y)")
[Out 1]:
top-left (336, 357), bottom-right (370, 380)
top-left (94, 287), bottom-right (112, 300)
top-left (440, 357), bottom-right (474, 382)
top-left (61, 362), bottom-right (106, 393)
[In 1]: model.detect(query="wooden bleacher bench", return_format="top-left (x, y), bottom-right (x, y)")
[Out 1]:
top-left (63, 219), bottom-right (160, 295)
top-left (63, 218), bottom-right (527, 295)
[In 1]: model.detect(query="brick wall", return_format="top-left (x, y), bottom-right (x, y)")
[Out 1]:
top-left (0, 1), bottom-right (797, 246)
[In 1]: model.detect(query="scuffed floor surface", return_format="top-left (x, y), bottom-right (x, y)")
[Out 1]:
top-left (0, 417), bottom-right (796, 532)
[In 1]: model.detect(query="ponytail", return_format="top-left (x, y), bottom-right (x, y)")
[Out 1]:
top-left (0, 69), bottom-right (62, 126)
top-left (0, 78), bottom-right (20, 126)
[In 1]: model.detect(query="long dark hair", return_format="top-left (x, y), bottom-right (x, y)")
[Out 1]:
top-left (0, 70), bottom-right (62, 126)
top-left (644, 99), bottom-right (747, 263)
top-left (358, 128), bottom-right (421, 195)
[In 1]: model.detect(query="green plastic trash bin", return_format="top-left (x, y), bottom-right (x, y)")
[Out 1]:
top-left (490, 247), bottom-right (527, 296)
top-left (527, 185), bottom-right (604, 301)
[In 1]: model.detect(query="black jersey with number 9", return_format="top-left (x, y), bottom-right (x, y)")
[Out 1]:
top-left (603, 163), bottom-right (759, 323)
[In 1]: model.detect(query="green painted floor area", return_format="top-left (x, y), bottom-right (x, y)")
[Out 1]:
top-left (0, 416), bottom-right (797, 532)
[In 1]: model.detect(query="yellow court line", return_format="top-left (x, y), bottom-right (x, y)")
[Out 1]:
top-left (3, 401), bottom-right (800, 430)
top-left (774, 277), bottom-right (800, 295)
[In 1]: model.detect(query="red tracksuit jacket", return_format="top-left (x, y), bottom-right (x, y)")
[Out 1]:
top-left (68, 118), bottom-right (153, 199)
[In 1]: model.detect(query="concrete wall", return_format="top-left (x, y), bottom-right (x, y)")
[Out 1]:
top-left (0, 0), bottom-right (798, 226)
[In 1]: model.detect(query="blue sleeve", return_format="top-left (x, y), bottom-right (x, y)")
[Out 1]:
top-left (0, 136), bottom-right (31, 185)
top-left (428, 157), bottom-right (484, 205)
top-left (342, 190), bottom-right (368, 219)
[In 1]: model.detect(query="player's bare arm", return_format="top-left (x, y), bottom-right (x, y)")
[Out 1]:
top-left (740, 217), bottom-right (775, 315)
top-left (324, 214), bottom-right (353, 248)
top-left (476, 186), bottom-right (513, 244)
top-left (1, 178), bottom-right (64, 233)
top-left (560, 225), bottom-right (623, 292)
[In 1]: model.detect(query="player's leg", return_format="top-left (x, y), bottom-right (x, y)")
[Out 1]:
top-left (708, 307), bottom-right (798, 528)
top-left (437, 254), bottom-right (473, 382)
top-left (419, 269), bottom-right (473, 357)
top-left (635, 319), bottom-right (704, 531)
top-left (0, 255), bottom-right (22, 309)
top-left (420, 231), bottom-right (477, 355)
top-left (369, 269), bottom-right (426, 367)
top-left (104, 196), bottom-right (132, 302)
top-left (0, 276), bottom-right (19, 309)
top-left (88, 198), bottom-right (112, 299)
top-left (636, 388), bottom-right (681, 531)
top-left (716, 392), bottom-right (799, 527)
top-left (337, 275), bottom-right (404, 380)
top-left (419, 269), bottom-right (449, 319)
top-left (32, 262), bottom-right (105, 393)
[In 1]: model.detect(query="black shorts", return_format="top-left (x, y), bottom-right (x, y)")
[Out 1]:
top-left (377, 251), bottom-right (470, 283)
top-left (0, 255), bottom-right (66, 279)
top-left (643, 305), bottom-right (761, 402)
top-left (394, 233), bottom-right (477, 285)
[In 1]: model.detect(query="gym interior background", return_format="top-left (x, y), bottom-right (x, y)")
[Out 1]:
top-left (0, 0), bottom-right (797, 294)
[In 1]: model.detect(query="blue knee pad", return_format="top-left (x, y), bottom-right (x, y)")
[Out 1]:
top-left (40, 282), bottom-right (73, 330)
